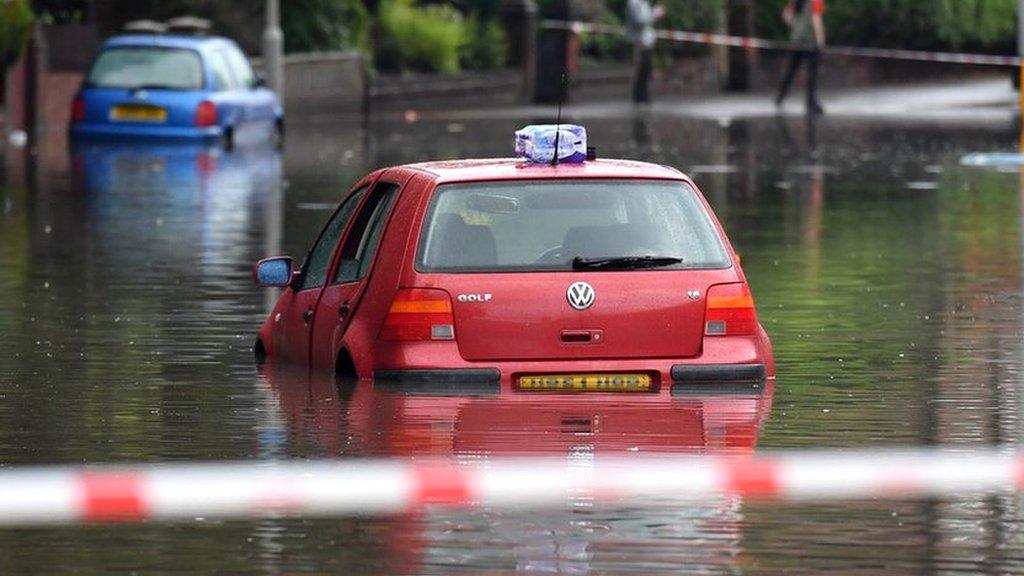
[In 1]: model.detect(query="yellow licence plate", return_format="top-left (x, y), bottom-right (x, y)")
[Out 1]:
top-left (517, 373), bottom-right (652, 392)
top-left (111, 105), bottom-right (167, 123)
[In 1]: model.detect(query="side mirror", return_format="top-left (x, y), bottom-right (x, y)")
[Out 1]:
top-left (254, 256), bottom-right (294, 287)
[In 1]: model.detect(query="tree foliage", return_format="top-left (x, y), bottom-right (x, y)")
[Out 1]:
top-left (1, 0), bottom-right (34, 70)
top-left (376, 0), bottom-right (465, 74)
top-left (757, 0), bottom-right (1017, 52)
top-left (31, 0), bottom-right (370, 54)
top-left (283, 0), bottom-right (370, 53)
top-left (459, 13), bottom-right (507, 70)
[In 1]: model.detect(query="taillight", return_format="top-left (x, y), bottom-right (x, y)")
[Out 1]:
top-left (195, 100), bottom-right (217, 126)
top-left (71, 95), bottom-right (85, 123)
top-left (380, 288), bottom-right (455, 341)
top-left (705, 283), bottom-right (757, 336)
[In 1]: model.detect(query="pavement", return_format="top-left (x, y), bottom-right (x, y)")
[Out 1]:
top-left (435, 76), bottom-right (1019, 127)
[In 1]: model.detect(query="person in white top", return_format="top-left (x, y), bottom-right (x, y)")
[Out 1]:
top-left (626, 0), bottom-right (665, 103)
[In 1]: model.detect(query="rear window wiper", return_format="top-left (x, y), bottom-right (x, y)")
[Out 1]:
top-left (127, 84), bottom-right (188, 91)
top-left (572, 255), bottom-right (684, 270)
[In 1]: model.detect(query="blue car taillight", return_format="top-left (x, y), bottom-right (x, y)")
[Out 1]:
top-left (195, 100), bottom-right (217, 127)
top-left (71, 95), bottom-right (85, 124)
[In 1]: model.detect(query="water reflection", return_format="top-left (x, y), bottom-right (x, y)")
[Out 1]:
top-left (253, 366), bottom-right (773, 573)
top-left (0, 141), bottom-right (283, 467)
top-left (3, 109), bottom-right (1024, 572)
top-left (73, 142), bottom-right (285, 312)
top-left (256, 367), bottom-right (774, 459)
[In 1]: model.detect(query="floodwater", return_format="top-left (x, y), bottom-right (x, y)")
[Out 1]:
top-left (2, 96), bottom-right (1024, 573)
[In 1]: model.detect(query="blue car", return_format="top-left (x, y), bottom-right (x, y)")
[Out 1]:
top-left (70, 33), bottom-right (283, 148)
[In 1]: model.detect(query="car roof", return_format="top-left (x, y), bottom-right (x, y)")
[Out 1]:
top-left (404, 158), bottom-right (687, 184)
top-left (102, 34), bottom-right (235, 52)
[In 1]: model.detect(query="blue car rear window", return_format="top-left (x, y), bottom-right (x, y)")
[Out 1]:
top-left (87, 47), bottom-right (203, 90)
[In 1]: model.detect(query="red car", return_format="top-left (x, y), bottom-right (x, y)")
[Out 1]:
top-left (254, 156), bottom-right (774, 392)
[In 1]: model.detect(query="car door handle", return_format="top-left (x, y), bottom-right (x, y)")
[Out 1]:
top-left (338, 304), bottom-right (351, 317)
top-left (303, 308), bottom-right (314, 323)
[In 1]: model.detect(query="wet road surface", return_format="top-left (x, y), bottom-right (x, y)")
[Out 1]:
top-left (2, 94), bottom-right (1024, 573)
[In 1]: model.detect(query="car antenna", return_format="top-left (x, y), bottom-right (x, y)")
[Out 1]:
top-left (551, 72), bottom-right (566, 167)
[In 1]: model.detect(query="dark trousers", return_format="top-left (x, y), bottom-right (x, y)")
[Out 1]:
top-left (632, 47), bottom-right (653, 103)
top-left (776, 49), bottom-right (821, 105)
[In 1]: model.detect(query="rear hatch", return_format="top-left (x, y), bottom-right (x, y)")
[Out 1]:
top-left (82, 87), bottom-right (205, 128)
top-left (438, 274), bottom-right (583, 361)
top-left (438, 271), bottom-right (722, 360)
top-left (413, 178), bottom-right (737, 362)
top-left (81, 45), bottom-right (207, 127)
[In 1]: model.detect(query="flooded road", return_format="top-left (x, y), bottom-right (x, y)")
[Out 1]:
top-left (1, 104), bottom-right (1024, 573)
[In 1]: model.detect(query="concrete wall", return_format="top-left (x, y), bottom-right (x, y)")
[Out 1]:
top-left (369, 68), bottom-right (524, 111)
top-left (281, 51), bottom-right (366, 116)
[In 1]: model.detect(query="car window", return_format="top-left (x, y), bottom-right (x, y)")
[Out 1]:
top-left (224, 47), bottom-right (255, 89)
top-left (295, 186), bottom-right (369, 291)
top-left (87, 47), bottom-right (203, 90)
top-left (333, 183), bottom-right (400, 284)
top-left (210, 50), bottom-right (237, 91)
top-left (417, 179), bottom-right (730, 272)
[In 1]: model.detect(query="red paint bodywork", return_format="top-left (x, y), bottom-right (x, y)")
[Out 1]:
top-left (256, 158), bottom-right (775, 384)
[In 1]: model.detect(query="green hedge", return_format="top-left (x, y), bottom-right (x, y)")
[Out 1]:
top-left (375, 0), bottom-right (508, 74)
top-left (376, 0), bottom-right (465, 74)
top-left (460, 14), bottom-right (508, 71)
top-left (581, 0), bottom-right (1017, 61)
top-left (0, 0), bottom-right (34, 70)
top-left (283, 0), bottom-right (370, 54)
top-left (757, 0), bottom-right (1017, 53)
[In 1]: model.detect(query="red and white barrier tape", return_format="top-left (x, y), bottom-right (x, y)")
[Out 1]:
top-left (2, 451), bottom-right (1024, 526)
top-left (543, 20), bottom-right (1022, 67)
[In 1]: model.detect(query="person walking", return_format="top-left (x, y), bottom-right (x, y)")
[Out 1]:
top-left (626, 0), bottom-right (664, 104)
top-left (775, 0), bottom-right (826, 114)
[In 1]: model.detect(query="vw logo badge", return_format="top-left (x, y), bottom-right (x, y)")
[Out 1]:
top-left (566, 281), bottom-right (595, 311)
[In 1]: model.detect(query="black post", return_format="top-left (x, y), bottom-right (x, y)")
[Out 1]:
top-left (500, 0), bottom-right (538, 103)
top-left (534, 0), bottom-right (568, 103)
top-left (25, 23), bottom-right (44, 148)
top-left (726, 0), bottom-right (754, 92)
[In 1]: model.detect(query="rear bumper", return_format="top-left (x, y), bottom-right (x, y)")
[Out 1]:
top-left (671, 363), bottom-right (766, 383)
top-left (363, 332), bottom-right (774, 392)
top-left (374, 369), bottom-right (501, 396)
top-left (374, 368), bottom-right (500, 385)
top-left (375, 364), bottom-right (767, 395)
top-left (70, 122), bottom-right (222, 142)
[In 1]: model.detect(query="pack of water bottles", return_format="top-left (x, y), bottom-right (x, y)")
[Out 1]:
top-left (514, 124), bottom-right (587, 164)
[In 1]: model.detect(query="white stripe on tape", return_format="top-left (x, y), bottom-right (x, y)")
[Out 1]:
top-left (0, 451), bottom-right (1020, 527)
top-left (542, 20), bottom-right (1022, 67)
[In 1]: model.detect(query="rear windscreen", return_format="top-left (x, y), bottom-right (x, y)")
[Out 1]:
top-left (417, 179), bottom-right (731, 272)
top-left (87, 47), bottom-right (203, 90)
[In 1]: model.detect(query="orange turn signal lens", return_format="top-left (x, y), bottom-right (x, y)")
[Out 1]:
top-left (380, 288), bottom-right (455, 341)
top-left (705, 284), bottom-right (757, 336)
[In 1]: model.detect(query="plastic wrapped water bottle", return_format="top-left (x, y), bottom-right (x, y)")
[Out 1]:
top-left (515, 124), bottom-right (587, 164)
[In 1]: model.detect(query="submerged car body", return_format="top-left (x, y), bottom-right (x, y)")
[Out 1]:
top-left (254, 158), bottom-right (774, 391)
top-left (70, 34), bottom-right (282, 147)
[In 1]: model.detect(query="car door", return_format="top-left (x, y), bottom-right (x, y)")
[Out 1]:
top-left (274, 180), bottom-right (373, 364)
top-left (223, 45), bottom-right (277, 130)
top-left (202, 48), bottom-right (239, 134)
top-left (310, 175), bottom-right (408, 369)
